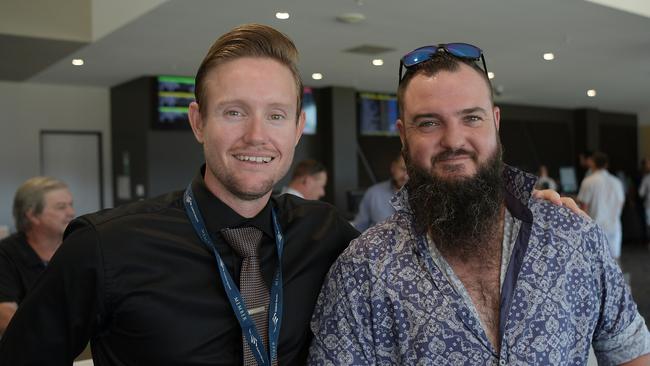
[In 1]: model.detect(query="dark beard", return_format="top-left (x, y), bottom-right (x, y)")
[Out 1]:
top-left (405, 144), bottom-right (504, 260)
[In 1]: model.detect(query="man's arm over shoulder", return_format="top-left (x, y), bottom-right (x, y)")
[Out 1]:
top-left (0, 219), bottom-right (103, 364)
top-left (308, 243), bottom-right (375, 365)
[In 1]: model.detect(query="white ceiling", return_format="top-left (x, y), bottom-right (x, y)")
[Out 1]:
top-left (12, 0), bottom-right (650, 115)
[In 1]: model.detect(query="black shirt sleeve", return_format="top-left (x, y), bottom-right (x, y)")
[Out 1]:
top-left (0, 221), bottom-right (102, 364)
top-left (0, 247), bottom-right (20, 303)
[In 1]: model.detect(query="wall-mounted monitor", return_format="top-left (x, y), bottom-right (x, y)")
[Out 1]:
top-left (302, 87), bottom-right (317, 135)
top-left (358, 92), bottom-right (399, 136)
top-left (156, 75), bottom-right (195, 129)
top-left (559, 166), bottom-right (578, 193)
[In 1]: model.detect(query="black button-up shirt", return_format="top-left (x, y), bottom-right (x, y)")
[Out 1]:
top-left (0, 168), bottom-right (359, 365)
top-left (0, 232), bottom-right (47, 304)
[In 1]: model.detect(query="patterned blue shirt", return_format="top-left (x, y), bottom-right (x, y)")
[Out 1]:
top-left (309, 166), bottom-right (650, 365)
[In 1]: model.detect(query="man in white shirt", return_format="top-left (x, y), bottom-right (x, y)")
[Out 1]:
top-left (577, 152), bottom-right (625, 259)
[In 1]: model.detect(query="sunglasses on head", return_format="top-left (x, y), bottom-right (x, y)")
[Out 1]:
top-left (398, 43), bottom-right (488, 84)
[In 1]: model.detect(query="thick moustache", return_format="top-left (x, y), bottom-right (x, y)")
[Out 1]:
top-left (433, 150), bottom-right (477, 163)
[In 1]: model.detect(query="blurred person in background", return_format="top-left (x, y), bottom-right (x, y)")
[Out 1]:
top-left (0, 177), bottom-right (74, 335)
top-left (638, 158), bottom-right (650, 245)
top-left (578, 152), bottom-right (625, 259)
top-left (353, 153), bottom-right (408, 231)
top-left (281, 159), bottom-right (327, 200)
top-left (534, 164), bottom-right (557, 191)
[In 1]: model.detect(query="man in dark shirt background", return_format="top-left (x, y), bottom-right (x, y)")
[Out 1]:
top-left (0, 24), bottom-right (358, 365)
top-left (0, 176), bottom-right (74, 335)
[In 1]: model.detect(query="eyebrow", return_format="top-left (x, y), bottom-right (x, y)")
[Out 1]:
top-left (409, 107), bottom-right (488, 123)
top-left (457, 107), bottom-right (488, 116)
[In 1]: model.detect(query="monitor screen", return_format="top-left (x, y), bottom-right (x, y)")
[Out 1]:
top-left (559, 166), bottom-right (578, 193)
top-left (303, 87), bottom-right (317, 135)
top-left (358, 92), bottom-right (399, 136)
top-left (156, 75), bottom-right (195, 129)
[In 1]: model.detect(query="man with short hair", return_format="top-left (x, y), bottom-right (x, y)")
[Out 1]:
top-left (352, 153), bottom-right (408, 231)
top-left (0, 176), bottom-right (75, 335)
top-left (578, 151), bottom-right (626, 259)
top-left (309, 43), bottom-right (650, 364)
top-left (282, 159), bottom-right (328, 200)
top-left (0, 24), bottom-right (358, 365)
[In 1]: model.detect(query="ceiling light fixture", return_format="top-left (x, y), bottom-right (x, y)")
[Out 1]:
top-left (336, 12), bottom-right (366, 24)
top-left (488, 72), bottom-right (495, 79)
top-left (372, 59), bottom-right (384, 66)
top-left (543, 53), bottom-right (555, 61)
top-left (275, 12), bottom-right (290, 20)
top-left (312, 73), bottom-right (323, 80)
top-left (587, 89), bottom-right (597, 97)
top-left (72, 59), bottom-right (84, 66)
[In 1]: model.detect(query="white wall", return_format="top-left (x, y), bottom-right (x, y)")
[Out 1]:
top-left (0, 81), bottom-right (112, 232)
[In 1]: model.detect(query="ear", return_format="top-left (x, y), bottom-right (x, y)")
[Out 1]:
top-left (396, 119), bottom-right (407, 147)
top-left (25, 209), bottom-right (40, 226)
top-left (188, 101), bottom-right (205, 144)
top-left (493, 106), bottom-right (501, 131)
top-left (294, 110), bottom-right (306, 147)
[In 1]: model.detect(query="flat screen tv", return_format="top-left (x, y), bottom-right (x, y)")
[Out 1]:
top-left (156, 75), bottom-right (195, 129)
top-left (358, 92), bottom-right (399, 136)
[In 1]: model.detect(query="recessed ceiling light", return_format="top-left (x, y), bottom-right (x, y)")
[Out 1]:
top-left (72, 59), bottom-right (84, 66)
top-left (543, 53), bottom-right (555, 61)
top-left (336, 12), bottom-right (366, 24)
top-left (587, 89), bottom-right (597, 97)
top-left (275, 12), bottom-right (290, 20)
top-left (311, 73), bottom-right (323, 80)
top-left (487, 72), bottom-right (495, 79)
top-left (372, 59), bottom-right (384, 66)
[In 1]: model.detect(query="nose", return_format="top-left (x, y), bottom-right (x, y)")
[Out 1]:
top-left (439, 122), bottom-right (466, 150)
top-left (242, 116), bottom-right (267, 145)
top-left (67, 205), bottom-right (76, 218)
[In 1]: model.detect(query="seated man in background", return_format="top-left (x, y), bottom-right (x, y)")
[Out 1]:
top-left (281, 159), bottom-right (328, 200)
top-left (0, 177), bottom-right (74, 335)
top-left (352, 153), bottom-right (408, 231)
top-left (578, 151), bottom-right (625, 260)
top-left (310, 43), bottom-right (649, 365)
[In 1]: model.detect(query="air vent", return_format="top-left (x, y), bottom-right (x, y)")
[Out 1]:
top-left (344, 45), bottom-right (394, 55)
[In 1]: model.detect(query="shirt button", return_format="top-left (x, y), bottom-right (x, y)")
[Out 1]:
top-left (499, 359), bottom-right (506, 366)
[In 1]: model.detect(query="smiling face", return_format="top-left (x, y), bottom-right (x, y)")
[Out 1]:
top-left (397, 62), bottom-right (500, 182)
top-left (189, 57), bottom-right (305, 206)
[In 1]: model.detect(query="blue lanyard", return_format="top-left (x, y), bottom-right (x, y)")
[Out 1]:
top-left (183, 184), bottom-right (283, 366)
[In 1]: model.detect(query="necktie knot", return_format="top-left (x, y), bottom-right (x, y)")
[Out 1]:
top-left (221, 226), bottom-right (263, 258)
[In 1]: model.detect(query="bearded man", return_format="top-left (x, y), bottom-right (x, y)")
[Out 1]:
top-left (309, 43), bottom-right (650, 365)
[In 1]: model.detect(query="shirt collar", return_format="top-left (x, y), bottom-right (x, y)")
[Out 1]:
top-left (13, 232), bottom-right (48, 269)
top-left (191, 165), bottom-right (275, 238)
top-left (393, 164), bottom-right (536, 223)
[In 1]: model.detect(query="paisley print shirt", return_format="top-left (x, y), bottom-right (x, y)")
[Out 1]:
top-left (309, 166), bottom-right (650, 365)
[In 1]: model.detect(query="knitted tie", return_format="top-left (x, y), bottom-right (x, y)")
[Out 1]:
top-left (221, 227), bottom-right (274, 366)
